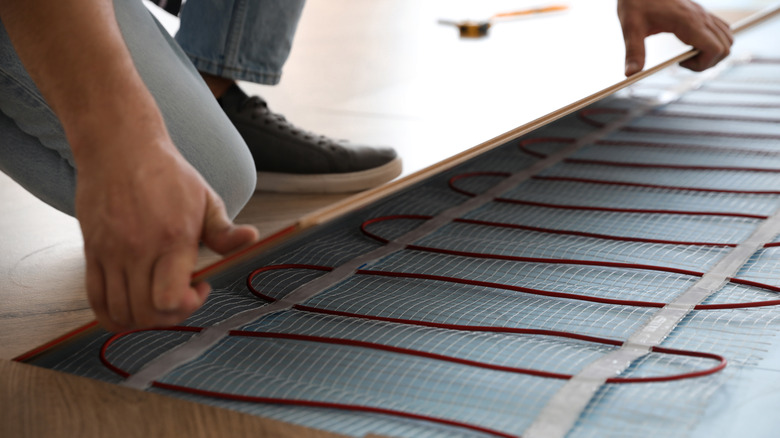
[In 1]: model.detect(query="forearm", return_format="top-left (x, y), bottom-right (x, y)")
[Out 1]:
top-left (0, 0), bottom-right (168, 163)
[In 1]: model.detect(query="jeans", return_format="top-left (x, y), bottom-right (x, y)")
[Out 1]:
top-left (0, 0), bottom-right (264, 218)
top-left (176, 0), bottom-right (306, 85)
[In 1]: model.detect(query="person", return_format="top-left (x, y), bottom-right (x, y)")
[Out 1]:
top-left (0, 0), bottom-right (732, 332)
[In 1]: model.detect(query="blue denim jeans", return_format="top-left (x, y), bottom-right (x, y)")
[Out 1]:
top-left (0, 0), bottom-right (257, 218)
top-left (176, 0), bottom-right (306, 85)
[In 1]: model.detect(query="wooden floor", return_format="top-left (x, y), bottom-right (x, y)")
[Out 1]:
top-left (0, 0), bottom-right (772, 436)
top-left (0, 359), bottom-right (348, 438)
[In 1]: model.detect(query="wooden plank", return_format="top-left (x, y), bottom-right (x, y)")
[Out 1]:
top-left (0, 359), bottom-right (348, 438)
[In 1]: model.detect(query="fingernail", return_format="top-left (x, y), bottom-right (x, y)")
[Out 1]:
top-left (625, 61), bottom-right (638, 76)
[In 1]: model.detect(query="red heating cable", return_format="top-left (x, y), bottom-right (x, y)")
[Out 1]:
top-left (518, 136), bottom-right (780, 172)
top-left (517, 136), bottom-right (780, 194)
top-left (450, 171), bottom-right (770, 219)
top-left (101, 325), bottom-right (726, 388)
top-left (369, 212), bottom-right (739, 249)
top-left (593, 139), bottom-right (780, 156)
top-left (359, 216), bottom-right (780, 310)
top-left (579, 107), bottom-right (780, 140)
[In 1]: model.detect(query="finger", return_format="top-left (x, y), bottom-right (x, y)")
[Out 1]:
top-left (104, 265), bottom-right (133, 329)
top-left (679, 31), bottom-right (721, 71)
top-left (127, 257), bottom-right (156, 328)
top-left (680, 56), bottom-right (707, 72)
top-left (683, 22), bottom-right (729, 71)
top-left (193, 281), bottom-right (211, 306)
top-left (705, 17), bottom-right (731, 59)
top-left (151, 245), bottom-right (203, 314)
top-left (621, 18), bottom-right (647, 76)
top-left (680, 40), bottom-right (726, 71)
top-left (85, 254), bottom-right (122, 332)
top-left (141, 282), bottom-right (212, 328)
top-left (674, 14), bottom-right (727, 72)
top-left (201, 191), bottom-right (259, 255)
top-left (712, 15), bottom-right (734, 46)
top-left (134, 256), bottom-right (195, 329)
top-left (711, 26), bottom-right (732, 65)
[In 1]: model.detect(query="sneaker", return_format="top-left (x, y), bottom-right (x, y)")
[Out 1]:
top-left (218, 84), bottom-right (402, 193)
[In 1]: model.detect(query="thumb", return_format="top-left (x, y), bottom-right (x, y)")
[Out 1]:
top-left (622, 25), bottom-right (646, 76)
top-left (201, 191), bottom-right (259, 255)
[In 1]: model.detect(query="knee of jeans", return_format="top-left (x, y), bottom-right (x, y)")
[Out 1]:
top-left (165, 99), bottom-right (255, 220)
top-left (220, 151), bottom-right (256, 220)
top-left (203, 129), bottom-right (256, 221)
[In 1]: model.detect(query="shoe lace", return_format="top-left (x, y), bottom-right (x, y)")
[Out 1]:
top-left (241, 96), bottom-right (340, 150)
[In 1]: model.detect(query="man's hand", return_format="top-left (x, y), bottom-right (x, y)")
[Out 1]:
top-left (75, 126), bottom-right (257, 332)
top-left (618, 0), bottom-right (733, 76)
top-left (2, 0), bottom-right (258, 332)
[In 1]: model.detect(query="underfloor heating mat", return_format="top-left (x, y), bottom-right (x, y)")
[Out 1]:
top-left (21, 21), bottom-right (780, 438)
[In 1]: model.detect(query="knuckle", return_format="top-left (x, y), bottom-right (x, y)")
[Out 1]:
top-left (122, 234), bottom-right (149, 257)
top-left (163, 224), bottom-right (191, 243)
top-left (210, 194), bottom-right (226, 211)
top-left (153, 227), bottom-right (188, 252)
top-left (682, 0), bottom-right (704, 16)
top-left (680, 3), bottom-right (705, 27)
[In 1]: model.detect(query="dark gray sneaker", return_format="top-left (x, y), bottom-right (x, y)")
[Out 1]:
top-left (218, 84), bottom-right (402, 193)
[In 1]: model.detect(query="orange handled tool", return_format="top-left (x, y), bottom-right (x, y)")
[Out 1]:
top-left (439, 4), bottom-right (569, 38)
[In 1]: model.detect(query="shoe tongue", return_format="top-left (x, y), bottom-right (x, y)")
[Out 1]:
top-left (217, 83), bottom-right (249, 110)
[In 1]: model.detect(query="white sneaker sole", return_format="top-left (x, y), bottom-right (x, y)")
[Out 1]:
top-left (255, 157), bottom-right (403, 193)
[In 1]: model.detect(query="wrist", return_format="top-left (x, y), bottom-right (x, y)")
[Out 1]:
top-left (66, 85), bottom-right (172, 168)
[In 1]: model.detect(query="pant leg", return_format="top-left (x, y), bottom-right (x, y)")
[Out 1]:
top-left (175, 0), bottom-right (306, 85)
top-left (0, 0), bottom-right (256, 219)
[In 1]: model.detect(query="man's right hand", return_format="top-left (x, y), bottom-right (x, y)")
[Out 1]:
top-left (74, 123), bottom-right (258, 332)
top-left (1, 0), bottom-right (257, 332)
